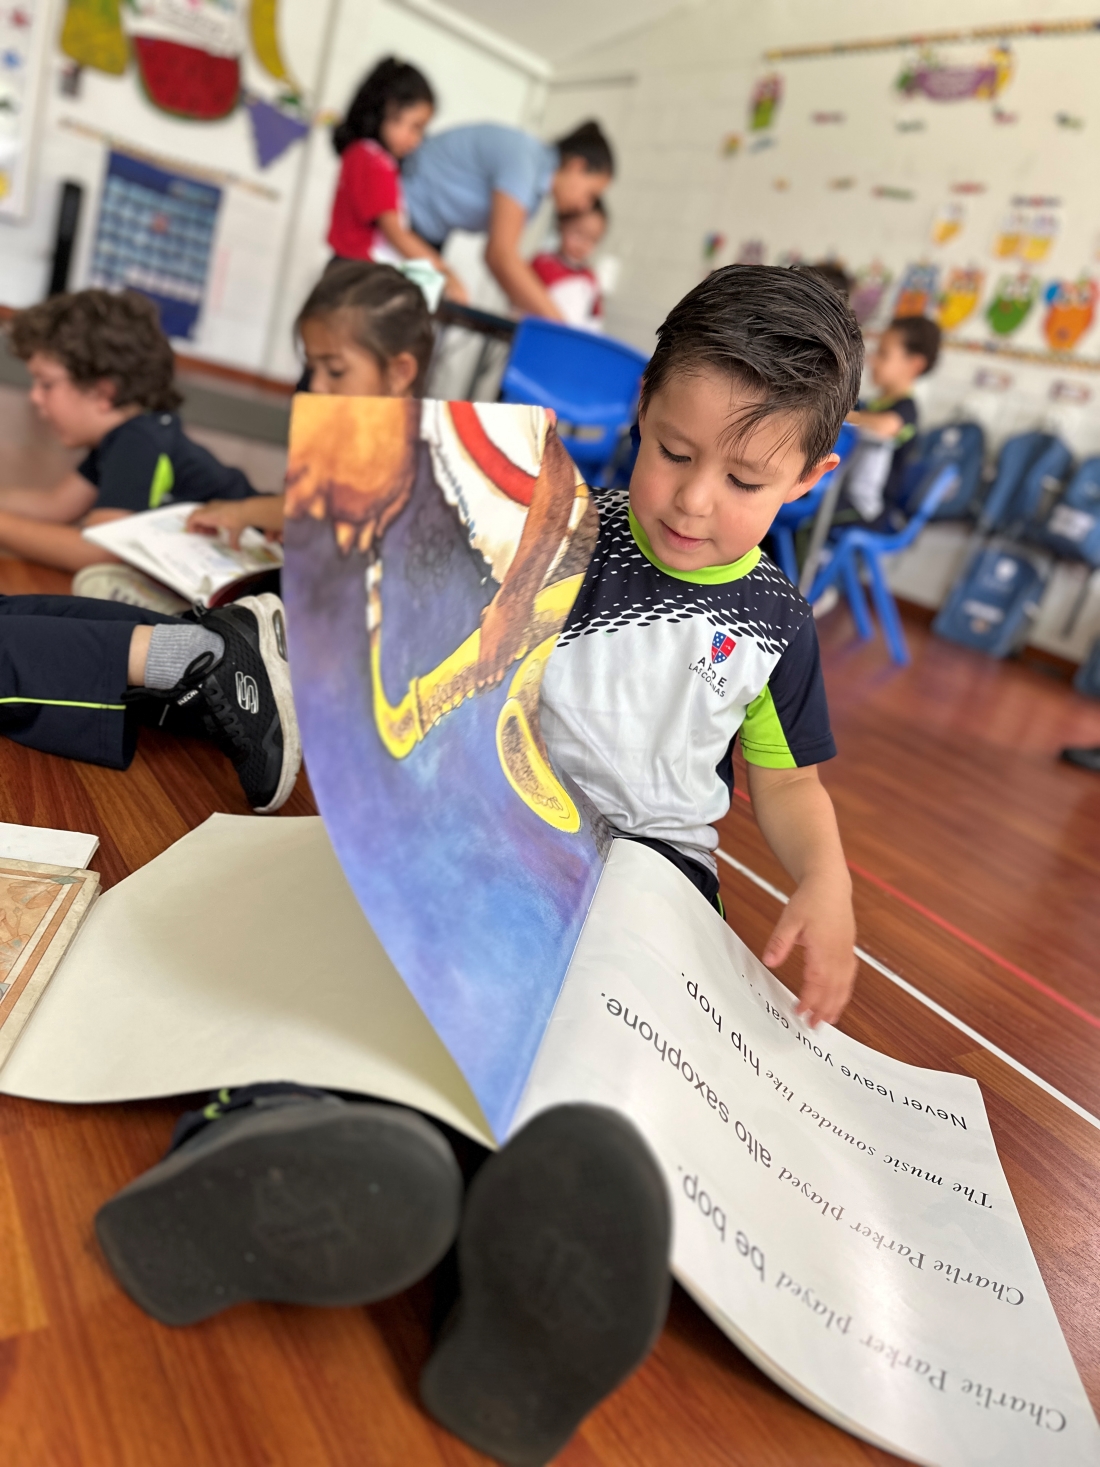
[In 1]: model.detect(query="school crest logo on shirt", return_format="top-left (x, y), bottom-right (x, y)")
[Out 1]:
top-left (711, 632), bottom-right (736, 663)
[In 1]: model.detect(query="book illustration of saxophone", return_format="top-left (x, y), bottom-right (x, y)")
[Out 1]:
top-left (366, 559), bottom-right (582, 831)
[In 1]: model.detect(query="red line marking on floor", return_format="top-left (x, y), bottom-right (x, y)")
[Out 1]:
top-left (731, 787), bottom-right (1100, 1032)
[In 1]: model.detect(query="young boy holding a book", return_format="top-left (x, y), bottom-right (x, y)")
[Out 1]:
top-left (0, 290), bottom-right (255, 572)
top-left (93, 266), bottom-right (864, 1466)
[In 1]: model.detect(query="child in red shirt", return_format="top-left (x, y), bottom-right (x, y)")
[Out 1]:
top-left (531, 199), bottom-right (608, 331)
top-left (327, 56), bottom-right (466, 302)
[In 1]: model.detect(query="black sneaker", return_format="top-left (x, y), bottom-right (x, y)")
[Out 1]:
top-left (136, 594), bottom-right (301, 812)
top-left (1060, 745), bottom-right (1100, 772)
top-left (95, 1097), bottom-right (464, 1327)
top-left (420, 1104), bottom-right (671, 1467)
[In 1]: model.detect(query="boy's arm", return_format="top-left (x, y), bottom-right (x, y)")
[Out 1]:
top-left (744, 762), bottom-right (856, 1028)
top-left (846, 408), bottom-right (905, 439)
top-left (0, 472), bottom-right (98, 522)
top-left (188, 495), bottom-right (286, 548)
top-left (0, 511), bottom-right (123, 571)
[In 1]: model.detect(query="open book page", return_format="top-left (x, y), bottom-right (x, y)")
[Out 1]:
top-left (514, 839), bottom-right (1100, 1467)
top-left (82, 502), bottom-right (283, 606)
top-left (0, 856), bottom-right (99, 1069)
top-left (282, 398), bottom-right (605, 1139)
top-left (0, 815), bottom-right (493, 1144)
top-left (0, 823), bottom-right (99, 867)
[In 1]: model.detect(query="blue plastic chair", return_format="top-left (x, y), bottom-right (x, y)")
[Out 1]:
top-left (807, 464), bottom-right (961, 666)
top-left (768, 422), bottom-right (859, 585)
top-left (499, 318), bottom-right (649, 483)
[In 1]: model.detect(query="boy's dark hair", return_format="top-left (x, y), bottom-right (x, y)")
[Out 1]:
top-left (558, 197), bottom-right (608, 226)
top-left (296, 260), bottom-right (435, 394)
top-left (640, 265), bottom-right (864, 471)
top-left (8, 288), bottom-right (180, 412)
top-left (888, 314), bottom-right (941, 374)
top-left (801, 260), bottom-right (852, 301)
top-left (555, 120), bottom-right (615, 177)
top-left (333, 56), bottom-right (434, 156)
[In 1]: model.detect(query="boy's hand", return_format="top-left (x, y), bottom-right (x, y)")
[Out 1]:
top-left (762, 872), bottom-right (856, 1028)
top-left (187, 497), bottom-right (284, 548)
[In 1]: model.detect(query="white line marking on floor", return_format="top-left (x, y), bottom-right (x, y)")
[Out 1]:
top-left (715, 846), bottom-right (1100, 1135)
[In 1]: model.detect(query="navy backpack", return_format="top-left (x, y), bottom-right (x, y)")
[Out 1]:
top-left (1033, 457), bottom-right (1100, 567)
top-left (978, 432), bottom-right (1072, 533)
top-left (932, 544), bottom-right (1049, 658)
top-left (900, 422), bottom-right (986, 521)
top-left (1074, 635), bottom-right (1100, 697)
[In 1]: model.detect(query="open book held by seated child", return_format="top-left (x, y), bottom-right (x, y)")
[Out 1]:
top-left (1, 290), bottom-right (254, 573)
top-left (90, 265), bottom-right (866, 1467)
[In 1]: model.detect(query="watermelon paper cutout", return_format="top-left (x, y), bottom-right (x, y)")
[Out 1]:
top-left (986, 274), bottom-right (1039, 336)
top-left (1043, 278), bottom-right (1098, 352)
top-left (132, 37), bottom-right (239, 120)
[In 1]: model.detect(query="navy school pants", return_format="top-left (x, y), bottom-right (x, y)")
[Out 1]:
top-left (0, 595), bottom-right (181, 770)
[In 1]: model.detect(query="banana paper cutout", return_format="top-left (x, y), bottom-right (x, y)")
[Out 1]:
top-left (282, 397), bottom-right (606, 1137)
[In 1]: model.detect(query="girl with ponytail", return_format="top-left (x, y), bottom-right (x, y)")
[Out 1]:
top-left (328, 57), bottom-right (466, 302)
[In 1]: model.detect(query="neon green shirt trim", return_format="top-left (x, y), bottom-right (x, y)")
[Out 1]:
top-left (149, 453), bottom-right (175, 508)
top-left (739, 685), bottom-right (797, 769)
top-left (628, 508), bottom-right (761, 584)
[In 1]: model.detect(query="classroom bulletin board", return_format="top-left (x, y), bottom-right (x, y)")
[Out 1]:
top-left (711, 19), bottom-right (1100, 371)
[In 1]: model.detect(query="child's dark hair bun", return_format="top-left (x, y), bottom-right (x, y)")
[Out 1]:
top-left (555, 119), bottom-right (615, 177)
top-left (333, 56), bottom-right (435, 155)
top-left (296, 260), bottom-right (435, 394)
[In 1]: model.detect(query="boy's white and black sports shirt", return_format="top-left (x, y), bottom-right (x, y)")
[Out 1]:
top-left (540, 489), bottom-right (836, 874)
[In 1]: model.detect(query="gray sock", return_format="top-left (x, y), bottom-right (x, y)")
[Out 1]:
top-left (143, 624), bottom-right (225, 691)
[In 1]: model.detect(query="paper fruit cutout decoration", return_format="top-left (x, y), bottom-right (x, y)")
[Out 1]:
top-left (938, 268), bottom-right (984, 330)
top-left (60, 0), bottom-right (129, 74)
top-left (1042, 278), bottom-right (1098, 352)
top-left (702, 232), bottom-right (726, 263)
top-left (986, 274), bottom-right (1039, 335)
top-left (931, 201), bottom-right (965, 246)
top-left (894, 262), bottom-right (939, 318)
top-left (245, 94), bottom-right (308, 168)
top-left (895, 45), bottom-right (1013, 102)
top-left (850, 262), bottom-right (892, 325)
top-left (749, 73), bottom-right (782, 131)
top-left (993, 202), bottom-right (1060, 264)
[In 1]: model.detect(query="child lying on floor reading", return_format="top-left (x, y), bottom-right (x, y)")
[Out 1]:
top-left (0, 290), bottom-right (254, 572)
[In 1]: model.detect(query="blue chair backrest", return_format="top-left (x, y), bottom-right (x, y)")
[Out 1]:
top-left (1036, 456), bottom-right (1100, 566)
top-left (499, 318), bottom-right (650, 476)
top-left (900, 422), bottom-right (985, 521)
top-left (980, 432), bottom-right (1070, 532)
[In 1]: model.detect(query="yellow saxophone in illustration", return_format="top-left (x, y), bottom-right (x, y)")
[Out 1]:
top-left (365, 560), bottom-right (583, 833)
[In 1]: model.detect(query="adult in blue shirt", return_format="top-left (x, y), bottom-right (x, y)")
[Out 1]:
top-left (403, 119), bottom-right (613, 320)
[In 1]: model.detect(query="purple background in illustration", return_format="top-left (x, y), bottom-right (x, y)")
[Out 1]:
top-left (283, 442), bottom-right (604, 1138)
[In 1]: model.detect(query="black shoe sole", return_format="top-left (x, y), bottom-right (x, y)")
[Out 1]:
top-left (420, 1104), bottom-right (671, 1466)
top-left (96, 1101), bottom-right (462, 1326)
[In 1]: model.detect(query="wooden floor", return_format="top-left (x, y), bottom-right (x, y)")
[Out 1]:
top-left (0, 397), bottom-right (1098, 1462)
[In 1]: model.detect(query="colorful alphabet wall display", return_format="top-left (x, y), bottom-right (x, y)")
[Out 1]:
top-left (894, 262), bottom-right (939, 317)
top-left (937, 268), bottom-right (984, 331)
top-left (931, 201), bottom-right (966, 246)
top-left (894, 45), bottom-right (1014, 102)
top-left (0, 0), bottom-right (48, 216)
top-left (1042, 278), bottom-right (1098, 352)
top-left (992, 200), bottom-right (1061, 263)
top-left (986, 273), bottom-right (1040, 335)
top-left (850, 262), bottom-right (892, 325)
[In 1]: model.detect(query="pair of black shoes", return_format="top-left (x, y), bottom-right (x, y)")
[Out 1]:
top-left (95, 1097), bottom-right (671, 1466)
top-left (131, 593), bottom-right (301, 813)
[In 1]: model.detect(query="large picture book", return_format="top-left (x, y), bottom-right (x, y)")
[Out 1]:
top-left (6, 399), bottom-right (1095, 1466)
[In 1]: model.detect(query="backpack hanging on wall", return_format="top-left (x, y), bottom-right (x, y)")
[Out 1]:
top-left (978, 432), bottom-right (1072, 534)
top-left (932, 544), bottom-right (1050, 658)
top-left (900, 422), bottom-right (986, 521)
top-left (1032, 457), bottom-right (1100, 567)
